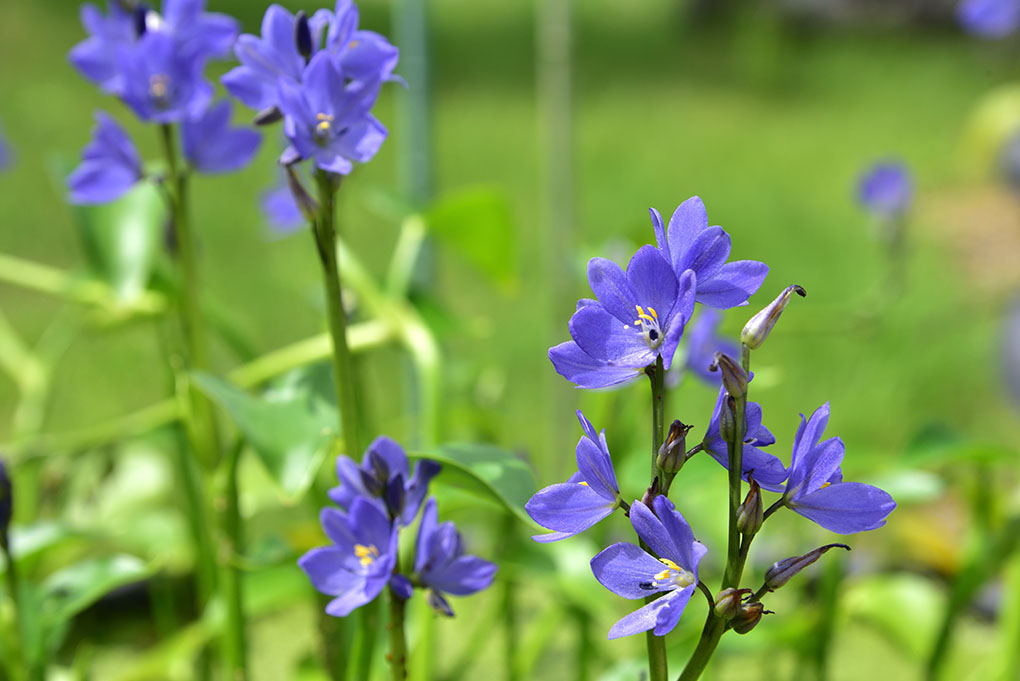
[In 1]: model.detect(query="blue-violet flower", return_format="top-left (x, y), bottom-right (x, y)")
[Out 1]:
top-left (682, 309), bottom-right (739, 384)
top-left (181, 100), bottom-right (261, 173)
top-left (115, 30), bottom-right (212, 123)
top-left (702, 387), bottom-right (788, 492)
top-left (591, 496), bottom-right (707, 639)
top-left (857, 161), bottom-right (913, 219)
top-left (526, 410), bottom-right (623, 542)
top-left (68, 111), bottom-right (143, 204)
top-left (958, 0), bottom-right (1020, 38)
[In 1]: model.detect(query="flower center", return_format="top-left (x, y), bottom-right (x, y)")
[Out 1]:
top-left (354, 543), bottom-right (379, 568)
top-left (315, 112), bottom-right (334, 141)
top-left (149, 73), bottom-right (171, 107)
top-left (626, 305), bottom-right (663, 348)
top-left (641, 557), bottom-right (694, 590)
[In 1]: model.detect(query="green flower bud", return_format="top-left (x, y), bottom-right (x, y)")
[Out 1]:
top-left (764, 543), bottom-right (850, 591)
top-left (736, 479), bottom-right (763, 537)
top-left (656, 420), bottom-right (692, 474)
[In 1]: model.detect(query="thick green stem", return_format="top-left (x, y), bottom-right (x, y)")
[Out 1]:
top-left (312, 170), bottom-right (364, 456)
top-left (2, 539), bottom-right (31, 681)
top-left (218, 440), bottom-right (247, 681)
top-left (388, 580), bottom-right (408, 681)
top-left (643, 355), bottom-right (668, 681)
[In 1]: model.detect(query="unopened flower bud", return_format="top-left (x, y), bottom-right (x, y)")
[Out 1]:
top-left (295, 11), bottom-right (313, 60)
top-left (741, 285), bottom-right (806, 350)
top-left (714, 587), bottom-right (751, 619)
top-left (0, 459), bottom-right (10, 550)
top-left (254, 106), bottom-right (283, 126)
top-left (285, 165), bottom-right (318, 222)
top-left (736, 479), bottom-right (763, 537)
top-left (657, 420), bottom-right (692, 474)
top-left (718, 395), bottom-right (741, 444)
top-left (731, 602), bottom-right (765, 634)
top-left (764, 543), bottom-right (850, 592)
top-left (709, 352), bottom-right (747, 398)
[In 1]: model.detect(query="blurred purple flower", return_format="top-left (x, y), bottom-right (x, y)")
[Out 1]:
top-left (781, 402), bottom-right (896, 534)
top-left (414, 498), bottom-right (497, 616)
top-left (181, 100), bottom-right (261, 173)
top-left (70, 0), bottom-right (237, 93)
top-left (261, 182), bottom-right (305, 233)
top-left (958, 0), bottom-right (1020, 38)
top-left (0, 120), bottom-right (12, 172)
top-left (276, 52), bottom-right (386, 173)
top-left (223, 1), bottom-right (399, 113)
top-left (857, 161), bottom-right (913, 218)
top-left (683, 309), bottom-right (739, 384)
top-left (526, 410), bottom-right (622, 543)
top-left (702, 387), bottom-right (788, 492)
top-left (650, 197), bottom-right (768, 309)
top-left (67, 111), bottom-right (143, 204)
top-left (299, 497), bottom-right (399, 617)
top-left (328, 436), bottom-right (440, 526)
top-left (116, 31), bottom-right (212, 123)
top-left (590, 496), bottom-right (707, 639)
top-left (549, 245), bottom-right (697, 389)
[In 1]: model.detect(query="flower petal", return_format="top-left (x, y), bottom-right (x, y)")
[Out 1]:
top-left (591, 542), bottom-right (670, 599)
top-left (651, 496), bottom-right (700, 573)
top-left (607, 589), bottom-right (686, 640)
top-left (299, 547), bottom-right (362, 594)
top-left (587, 257), bottom-right (638, 325)
top-left (652, 585), bottom-right (694, 636)
top-left (428, 555), bottom-right (497, 596)
top-left (788, 437), bottom-right (845, 499)
top-left (695, 260), bottom-right (769, 309)
top-left (677, 226), bottom-right (730, 283)
top-left (791, 482), bottom-right (896, 534)
top-left (628, 500), bottom-right (675, 563)
top-left (575, 434), bottom-right (619, 499)
top-left (548, 341), bottom-right (642, 389)
top-left (626, 245), bottom-right (678, 322)
top-left (791, 402), bottom-right (831, 469)
top-left (569, 304), bottom-right (655, 367)
top-left (526, 483), bottom-right (616, 540)
top-left (666, 196), bottom-right (709, 271)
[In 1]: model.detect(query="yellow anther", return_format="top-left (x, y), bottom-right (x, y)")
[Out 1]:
top-left (578, 481), bottom-right (589, 487)
top-left (354, 543), bottom-right (379, 568)
top-left (149, 74), bottom-right (170, 100)
top-left (658, 558), bottom-right (682, 572)
top-left (648, 307), bottom-right (658, 319)
top-left (820, 482), bottom-right (831, 489)
top-left (654, 569), bottom-right (671, 581)
top-left (634, 305), bottom-right (657, 325)
top-left (316, 112), bottom-right (334, 135)
top-left (349, 39), bottom-right (360, 48)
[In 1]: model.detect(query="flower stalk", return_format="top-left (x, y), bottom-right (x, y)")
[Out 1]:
top-left (644, 354), bottom-right (669, 681)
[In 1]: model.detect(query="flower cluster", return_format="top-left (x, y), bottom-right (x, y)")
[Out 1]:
top-left (300, 437), bottom-right (496, 617)
top-left (67, 0), bottom-right (260, 204)
top-left (532, 195), bottom-right (896, 644)
top-left (549, 197), bottom-right (767, 389)
top-left (223, 2), bottom-right (399, 176)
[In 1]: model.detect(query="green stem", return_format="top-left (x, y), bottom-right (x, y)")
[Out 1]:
top-left (312, 170), bottom-right (364, 455)
top-left (218, 440), bottom-right (247, 681)
top-left (676, 617), bottom-right (727, 681)
top-left (388, 580), bottom-right (408, 681)
top-left (2, 539), bottom-right (30, 681)
top-left (644, 355), bottom-right (668, 681)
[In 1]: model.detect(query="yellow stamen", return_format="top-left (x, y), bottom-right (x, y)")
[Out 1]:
top-left (578, 481), bottom-right (589, 487)
top-left (648, 307), bottom-right (658, 319)
top-left (316, 112), bottom-right (334, 135)
top-left (634, 305), bottom-right (657, 325)
top-left (354, 543), bottom-right (379, 568)
top-left (349, 39), bottom-right (360, 49)
top-left (658, 557), bottom-right (682, 572)
top-left (820, 482), bottom-right (831, 489)
top-left (149, 74), bottom-right (170, 100)
top-left (654, 569), bottom-right (671, 581)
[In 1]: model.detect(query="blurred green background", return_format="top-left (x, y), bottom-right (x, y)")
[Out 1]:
top-left (3, 0), bottom-right (1020, 679)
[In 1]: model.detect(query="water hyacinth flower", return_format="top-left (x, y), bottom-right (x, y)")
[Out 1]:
top-left (222, 1), bottom-right (399, 113)
top-left (591, 496), bottom-right (707, 639)
top-left (650, 196), bottom-right (768, 309)
top-left (549, 245), bottom-right (696, 389)
top-left (414, 498), bottom-right (497, 616)
top-left (277, 52), bottom-right (386, 173)
top-left (70, 0), bottom-right (238, 94)
top-left (781, 402), bottom-right (896, 534)
top-left (702, 387), bottom-right (788, 492)
top-left (116, 31), bottom-right (213, 123)
top-left (68, 111), bottom-right (143, 204)
top-left (958, 0), bottom-right (1020, 38)
top-left (181, 100), bottom-right (261, 173)
top-left (857, 161), bottom-right (913, 219)
top-left (329, 436), bottom-right (440, 526)
top-left (299, 497), bottom-right (398, 617)
top-left (682, 309), bottom-right (739, 384)
top-left (527, 410), bottom-right (623, 542)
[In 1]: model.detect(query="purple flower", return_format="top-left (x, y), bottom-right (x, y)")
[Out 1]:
top-left (650, 197), bottom-right (768, 309)
top-left (222, 2), bottom-right (398, 113)
top-left (116, 31), bottom-right (213, 123)
top-left (261, 182), bottom-right (305, 234)
top-left (276, 52), bottom-right (386, 173)
top-left (682, 309), bottom-right (739, 384)
top-left (69, 1), bottom-right (238, 93)
top-left (67, 111), bottom-right (143, 204)
top-left (181, 100), bottom-right (261, 173)
top-left (590, 496), bottom-right (707, 639)
top-left (413, 498), bottom-right (497, 616)
top-left (702, 388), bottom-right (788, 492)
top-left (857, 161), bottom-right (913, 218)
top-left (549, 245), bottom-right (697, 389)
top-left (526, 410), bottom-right (622, 543)
top-left (299, 497), bottom-right (399, 617)
top-left (328, 436), bottom-right (440, 526)
top-left (0, 120), bottom-right (12, 172)
top-left (781, 402), bottom-right (896, 534)
top-left (958, 0), bottom-right (1020, 38)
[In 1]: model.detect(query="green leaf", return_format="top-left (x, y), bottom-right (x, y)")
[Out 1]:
top-left (423, 186), bottom-right (517, 289)
top-left (411, 443), bottom-right (537, 528)
top-left (193, 368), bottom-right (338, 501)
top-left (39, 554), bottom-right (154, 626)
top-left (71, 181), bottom-right (165, 304)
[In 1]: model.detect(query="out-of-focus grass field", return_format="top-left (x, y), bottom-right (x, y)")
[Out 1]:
top-left (2, 0), bottom-right (1020, 679)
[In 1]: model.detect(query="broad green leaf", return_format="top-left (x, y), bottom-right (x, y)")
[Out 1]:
top-left (71, 181), bottom-right (165, 304)
top-left (411, 443), bottom-right (537, 528)
top-left (193, 369), bottom-right (338, 501)
top-left (423, 186), bottom-right (517, 289)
